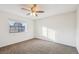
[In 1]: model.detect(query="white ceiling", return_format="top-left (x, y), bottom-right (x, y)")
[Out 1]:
top-left (0, 4), bottom-right (78, 19)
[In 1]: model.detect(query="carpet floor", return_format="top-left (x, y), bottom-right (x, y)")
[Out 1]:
top-left (0, 38), bottom-right (78, 54)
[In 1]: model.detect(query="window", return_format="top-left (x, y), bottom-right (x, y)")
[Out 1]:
top-left (9, 20), bottom-right (26, 33)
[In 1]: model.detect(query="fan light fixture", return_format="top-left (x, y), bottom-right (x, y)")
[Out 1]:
top-left (22, 4), bottom-right (44, 16)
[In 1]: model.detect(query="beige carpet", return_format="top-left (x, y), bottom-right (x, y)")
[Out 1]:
top-left (0, 38), bottom-right (78, 54)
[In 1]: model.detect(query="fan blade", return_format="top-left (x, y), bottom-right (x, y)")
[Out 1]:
top-left (26, 13), bottom-right (30, 15)
top-left (21, 8), bottom-right (30, 11)
top-left (36, 11), bottom-right (44, 13)
top-left (35, 14), bottom-right (38, 16)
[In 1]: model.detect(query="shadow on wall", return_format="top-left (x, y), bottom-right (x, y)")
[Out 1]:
top-left (42, 26), bottom-right (56, 41)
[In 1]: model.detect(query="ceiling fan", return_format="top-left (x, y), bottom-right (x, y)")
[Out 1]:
top-left (21, 4), bottom-right (44, 16)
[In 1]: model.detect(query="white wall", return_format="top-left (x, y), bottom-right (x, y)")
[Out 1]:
top-left (0, 10), bottom-right (77, 48)
top-left (35, 12), bottom-right (76, 47)
top-left (76, 7), bottom-right (79, 52)
top-left (0, 11), bottom-right (34, 47)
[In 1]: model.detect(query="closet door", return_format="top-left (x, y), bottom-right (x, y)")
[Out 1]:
top-left (48, 28), bottom-right (56, 41)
